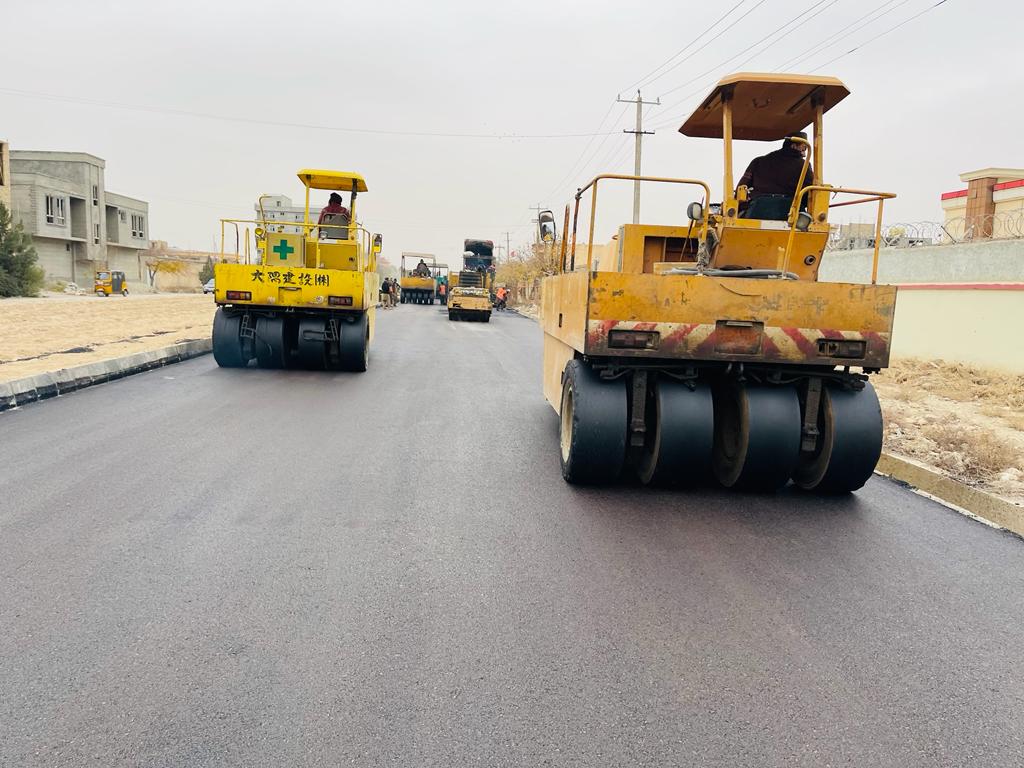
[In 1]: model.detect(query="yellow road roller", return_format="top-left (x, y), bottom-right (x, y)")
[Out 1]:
top-left (542, 74), bottom-right (896, 493)
top-left (448, 239), bottom-right (494, 322)
top-left (211, 169), bottom-right (382, 371)
top-left (400, 252), bottom-right (440, 304)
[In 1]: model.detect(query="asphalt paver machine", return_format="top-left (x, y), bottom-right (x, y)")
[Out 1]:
top-left (542, 74), bottom-right (897, 492)
top-left (212, 169), bottom-right (382, 371)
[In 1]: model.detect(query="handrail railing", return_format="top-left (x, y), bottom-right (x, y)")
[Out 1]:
top-left (783, 185), bottom-right (896, 284)
top-left (570, 174), bottom-right (712, 272)
top-left (219, 217), bottom-right (372, 269)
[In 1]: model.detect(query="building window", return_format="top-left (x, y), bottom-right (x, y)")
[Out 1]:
top-left (131, 213), bottom-right (146, 239)
top-left (94, 223), bottom-right (101, 244)
top-left (45, 194), bottom-right (66, 225)
top-left (119, 209), bottom-right (127, 223)
top-left (92, 185), bottom-right (99, 205)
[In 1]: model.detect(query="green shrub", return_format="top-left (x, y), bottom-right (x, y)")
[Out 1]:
top-left (0, 202), bottom-right (45, 297)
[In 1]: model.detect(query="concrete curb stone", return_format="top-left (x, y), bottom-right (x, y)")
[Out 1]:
top-left (0, 338), bottom-right (212, 413)
top-left (876, 453), bottom-right (1024, 538)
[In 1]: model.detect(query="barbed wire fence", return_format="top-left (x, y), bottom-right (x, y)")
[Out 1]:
top-left (828, 210), bottom-right (1024, 251)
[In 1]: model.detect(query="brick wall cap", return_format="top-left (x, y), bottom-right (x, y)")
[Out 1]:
top-left (959, 167), bottom-right (1024, 183)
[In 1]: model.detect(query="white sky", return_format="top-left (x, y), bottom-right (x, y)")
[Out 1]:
top-left (2, 0), bottom-right (1020, 263)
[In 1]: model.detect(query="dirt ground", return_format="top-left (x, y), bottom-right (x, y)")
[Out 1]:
top-left (0, 293), bottom-right (215, 383)
top-left (875, 359), bottom-right (1024, 504)
top-left (512, 303), bottom-right (1023, 504)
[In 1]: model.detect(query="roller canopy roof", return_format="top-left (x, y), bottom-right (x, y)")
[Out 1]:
top-left (297, 169), bottom-right (368, 192)
top-left (679, 73), bottom-right (850, 141)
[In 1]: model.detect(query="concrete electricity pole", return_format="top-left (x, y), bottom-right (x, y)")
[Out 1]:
top-left (618, 90), bottom-right (660, 224)
top-left (502, 231), bottom-right (512, 260)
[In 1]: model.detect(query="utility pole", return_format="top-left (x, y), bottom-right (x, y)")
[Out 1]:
top-left (502, 231), bottom-right (512, 261)
top-left (617, 90), bottom-right (660, 224)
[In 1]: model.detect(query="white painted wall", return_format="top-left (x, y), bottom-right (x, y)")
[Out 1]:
top-left (820, 239), bottom-right (1024, 284)
top-left (892, 288), bottom-right (1024, 372)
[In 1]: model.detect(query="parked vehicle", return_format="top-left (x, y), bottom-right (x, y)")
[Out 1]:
top-left (95, 271), bottom-right (128, 296)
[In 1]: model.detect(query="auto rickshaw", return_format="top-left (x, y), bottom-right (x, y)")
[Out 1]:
top-left (95, 270), bottom-right (129, 296)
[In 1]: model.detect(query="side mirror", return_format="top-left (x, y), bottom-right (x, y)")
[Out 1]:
top-left (254, 227), bottom-right (265, 241)
top-left (538, 209), bottom-right (557, 243)
top-left (687, 202), bottom-right (703, 222)
top-left (795, 212), bottom-right (812, 232)
top-left (372, 234), bottom-right (383, 254)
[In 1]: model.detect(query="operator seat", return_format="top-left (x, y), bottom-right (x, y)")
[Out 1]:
top-left (319, 212), bottom-right (350, 240)
top-left (742, 194), bottom-right (792, 221)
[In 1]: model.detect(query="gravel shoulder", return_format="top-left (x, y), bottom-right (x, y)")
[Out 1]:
top-left (0, 294), bottom-right (215, 383)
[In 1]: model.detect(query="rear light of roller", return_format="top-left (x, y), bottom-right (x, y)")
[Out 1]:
top-left (328, 296), bottom-right (353, 306)
top-left (609, 330), bottom-right (660, 350)
top-left (225, 290), bottom-right (251, 301)
top-left (818, 339), bottom-right (866, 359)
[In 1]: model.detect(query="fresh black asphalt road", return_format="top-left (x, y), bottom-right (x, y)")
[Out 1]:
top-left (2, 305), bottom-right (1023, 767)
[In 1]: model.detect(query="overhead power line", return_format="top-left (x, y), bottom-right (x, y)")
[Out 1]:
top-left (541, 102), bottom-right (632, 203)
top-left (538, 100), bottom-right (621, 203)
top-left (656, 0), bottom-right (837, 102)
top-left (773, 0), bottom-right (910, 71)
top-left (811, 0), bottom-right (951, 72)
top-left (0, 87), bottom-right (620, 140)
top-left (644, 0), bottom-right (854, 131)
top-left (619, 0), bottom-right (753, 94)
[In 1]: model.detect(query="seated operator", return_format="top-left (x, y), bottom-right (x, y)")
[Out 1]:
top-left (317, 192), bottom-right (350, 225)
top-left (415, 259), bottom-right (430, 277)
top-left (736, 131), bottom-right (814, 220)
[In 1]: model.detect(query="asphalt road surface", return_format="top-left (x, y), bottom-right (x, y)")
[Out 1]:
top-left (2, 305), bottom-right (1023, 767)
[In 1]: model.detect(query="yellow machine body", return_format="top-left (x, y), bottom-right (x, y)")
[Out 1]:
top-left (448, 287), bottom-right (491, 316)
top-left (541, 73), bottom-right (898, 493)
top-left (399, 252), bottom-right (441, 304)
top-left (541, 266), bottom-right (895, 412)
top-left (211, 169), bottom-right (382, 371)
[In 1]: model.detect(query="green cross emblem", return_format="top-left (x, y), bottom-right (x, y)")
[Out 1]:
top-left (272, 239), bottom-right (294, 260)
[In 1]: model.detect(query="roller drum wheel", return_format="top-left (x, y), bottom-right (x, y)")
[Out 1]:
top-left (338, 313), bottom-right (369, 372)
top-left (559, 360), bottom-right (628, 484)
top-left (637, 378), bottom-right (714, 486)
top-left (212, 309), bottom-right (249, 368)
top-left (254, 316), bottom-right (287, 369)
top-left (296, 318), bottom-right (328, 370)
top-left (482, 313), bottom-right (491, 323)
top-left (712, 383), bottom-right (801, 491)
top-left (793, 382), bottom-right (883, 494)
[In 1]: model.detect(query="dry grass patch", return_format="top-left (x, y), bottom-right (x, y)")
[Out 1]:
top-left (877, 357), bottom-right (1024, 503)
top-left (920, 423), bottom-right (1022, 482)
top-left (884, 358), bottom-right (1024, 410)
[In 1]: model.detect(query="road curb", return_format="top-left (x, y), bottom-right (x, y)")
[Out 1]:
top-left (0, 338), bottom-right (212, 413)
top-left (876, 453), bottom-right (1024, 537)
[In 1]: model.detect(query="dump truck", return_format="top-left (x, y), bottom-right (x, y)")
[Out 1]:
top-left (542, 73), bottom-right (896, 493)
top-left (211, 169), bottom-right (382, 371)
top-left (448, 239), bottom-right (494, 322)
top-left (400, 252), bottom-right (444, 304)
